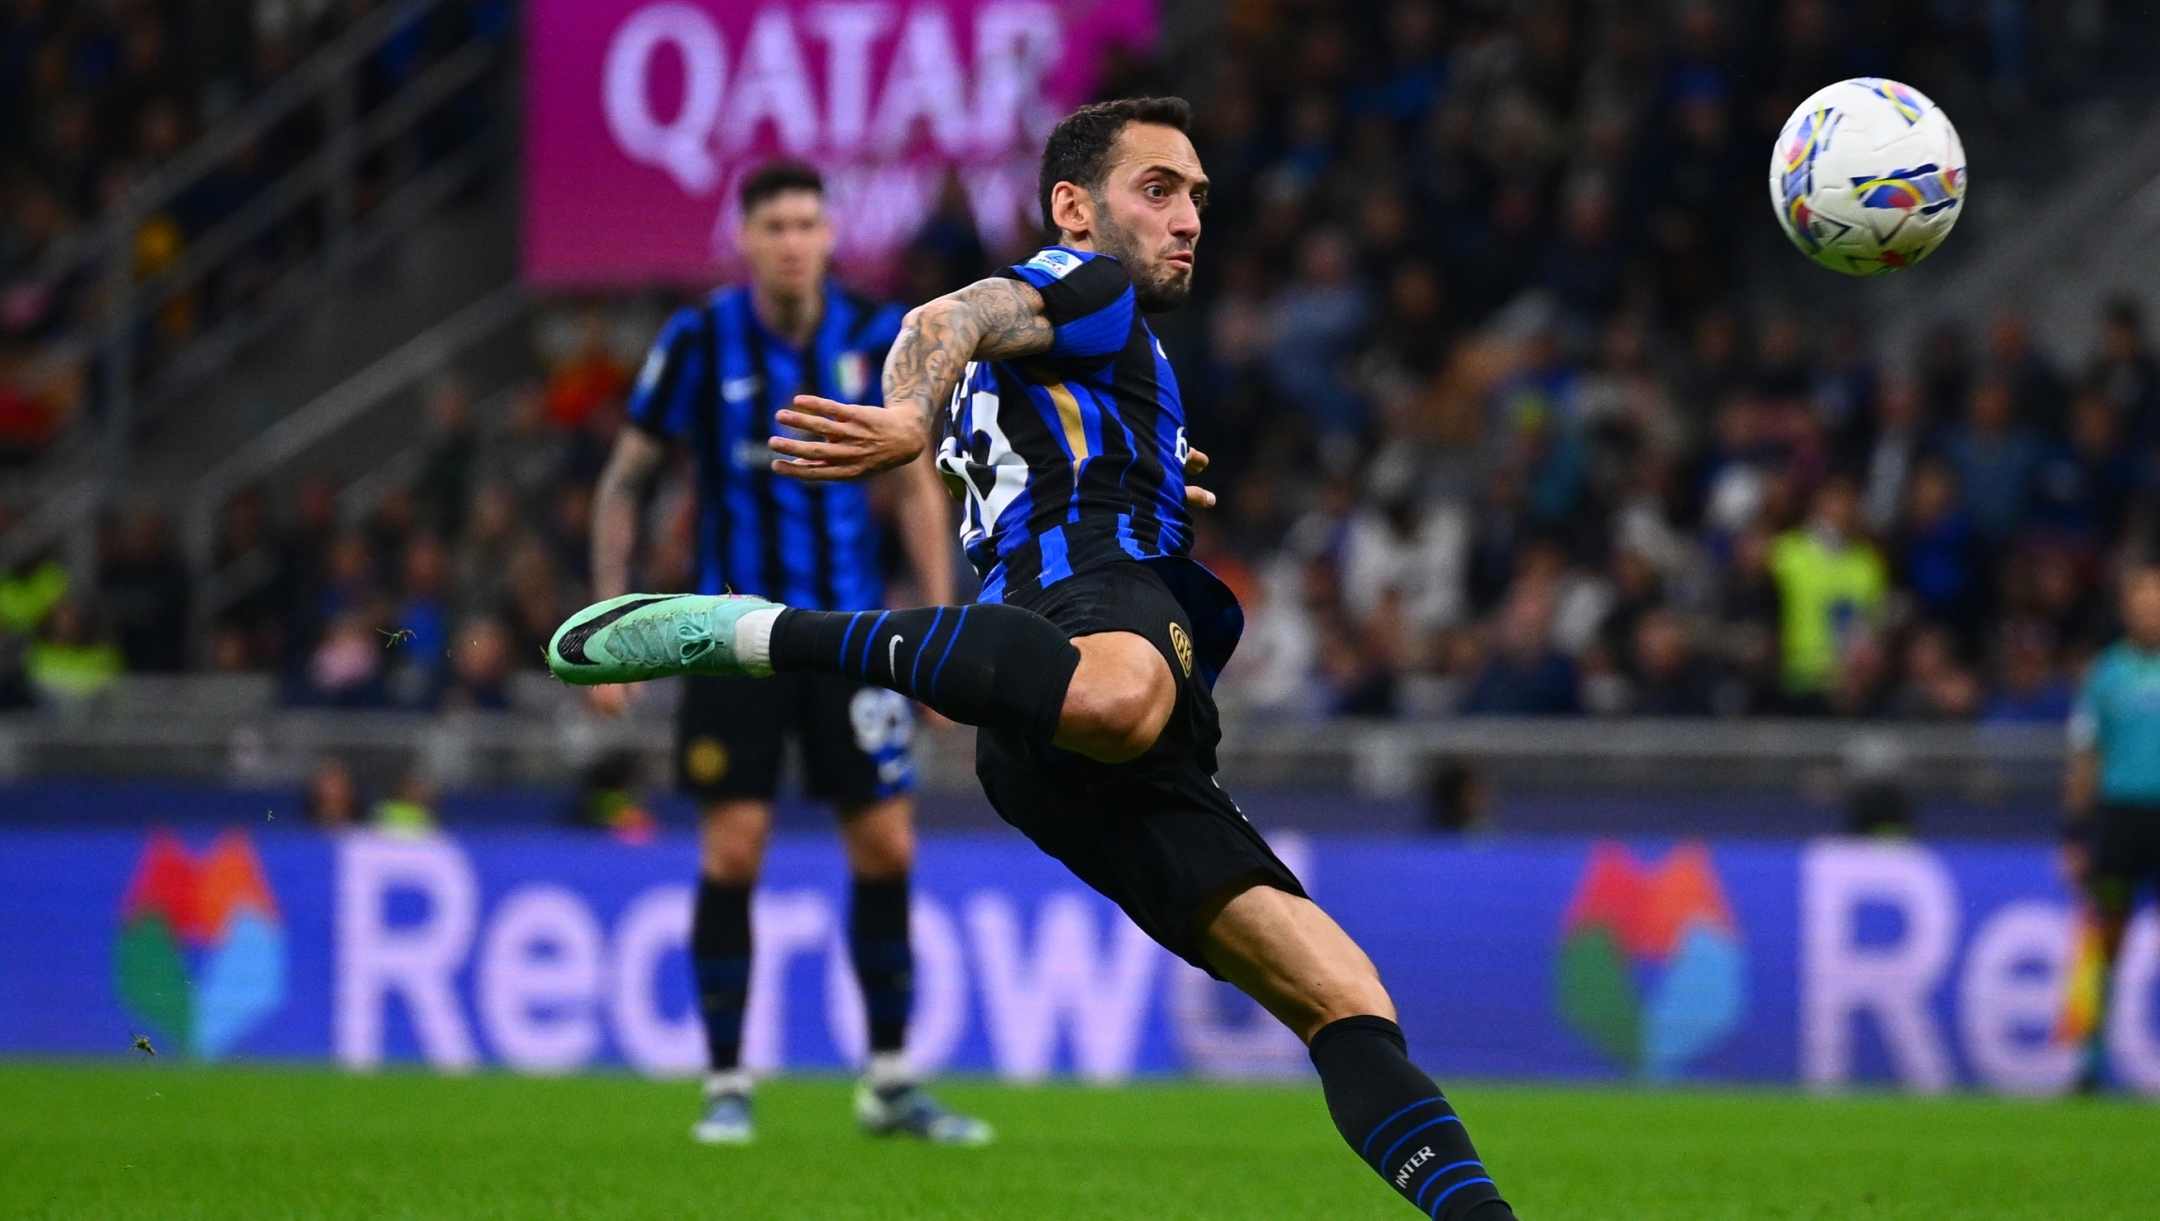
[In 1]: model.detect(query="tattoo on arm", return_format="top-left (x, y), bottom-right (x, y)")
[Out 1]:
top-left (590, 430), bottom-right (665, 600)
top-left (883, 277), bottom-right (1053, 436)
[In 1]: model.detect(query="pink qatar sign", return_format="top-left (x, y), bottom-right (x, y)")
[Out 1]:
top-left (523, 0), bottom-right (1157, 288)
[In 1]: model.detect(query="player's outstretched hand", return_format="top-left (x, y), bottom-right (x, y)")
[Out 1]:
top-left (771, 396), bottom-right (928, 480)
top-left (1184, 446), bottom-right (1216, 509)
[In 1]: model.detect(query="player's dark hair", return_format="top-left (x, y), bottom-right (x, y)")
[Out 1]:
top-left (740, 160), bottom-right (823, 215)
top-left (1038, 96), bottom-right (1193, 233)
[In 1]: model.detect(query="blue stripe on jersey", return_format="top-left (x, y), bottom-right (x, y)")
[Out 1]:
top-left (1047, 289), bottom-right (1133, 358)
top-left (632, 283), bottom-right (902, 608)
top-left (1038, 526), bottom-right (1071, 584)
top-left (626, 310), bottom-right (703, 435)
top-left (1009, 247), bottom-right (1133, 361)
top-left (1115, 513), bottom-right (1145, 561)
top-left (1078, 381), bottom-right (1112, 509)
top-left (941, 246), bottom-right (1201, 606)
top-left (1150, 337), bottom-right (1189, 554)
top-left (718, 295), bottom-right (767, 595)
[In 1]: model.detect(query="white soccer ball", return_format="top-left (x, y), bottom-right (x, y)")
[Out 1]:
top-left (1769, 78), bottom-right (1966, 276)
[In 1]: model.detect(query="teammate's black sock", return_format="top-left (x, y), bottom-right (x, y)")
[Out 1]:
top-left (849, 874), bottom-right (912, 1055)
top-left (691, 880), bottom-right (753, 1073)
top-left (1309, 1016), bottom-right (1514, 1221)
top-left (769, 604), bottom-right (1079, 739)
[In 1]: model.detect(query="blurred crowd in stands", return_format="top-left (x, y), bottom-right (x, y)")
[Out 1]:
top-left (2, 0), bottom-right (2156, 726)
top-left (0, 0), bottom-right (507, 455)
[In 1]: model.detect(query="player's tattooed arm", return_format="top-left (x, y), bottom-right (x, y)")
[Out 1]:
top-left (772, 277), bottom-right (1052, 481)
top-left (590, 426), bottom-right (666, 602)
top-left (883, 278), bottom-right (1053, 435)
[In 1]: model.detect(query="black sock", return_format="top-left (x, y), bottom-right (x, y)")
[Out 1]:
top-left (1309, 1016), bottom-right (1514, 1221)
top-left (769, 604), bottom-right (1079, 739)
top-left (691, 880), bottom-right (752, 1073)
top-left (849, 875), bottom-right (912, 1055)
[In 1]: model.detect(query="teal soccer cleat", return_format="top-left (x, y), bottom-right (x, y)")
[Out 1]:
top-left (547, 593), bottom-right (776, 685)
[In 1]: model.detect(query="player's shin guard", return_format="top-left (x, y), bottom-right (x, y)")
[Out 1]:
top-left (849, 875), bottom-right (912, 1057)
top-left (1309, 1016), bottom-right (1514, 1221)
top-left (691, 880), bottom-right (753, 1073)
top-left (769, 605), bottom-right (1079, 739)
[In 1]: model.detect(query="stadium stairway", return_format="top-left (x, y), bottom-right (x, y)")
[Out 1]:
top-left (0, 0), bottom-right (519, 577)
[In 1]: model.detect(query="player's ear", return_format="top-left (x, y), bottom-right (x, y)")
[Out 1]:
top-left (1049, 181), bottom-right (1093, 244)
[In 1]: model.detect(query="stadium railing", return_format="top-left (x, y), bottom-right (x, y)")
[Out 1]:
top-left (0, 673), bottom-right (2065, 811)
top-left (179, 283), bottom-right (531, 655)
top-left (0, 0), bottom-right (508, 576)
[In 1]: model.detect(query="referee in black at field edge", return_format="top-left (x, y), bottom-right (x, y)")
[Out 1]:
top-left (586, 161), bottom-right (987, 1145)
top-left (2063, 563), bottom-right (2160, 1093)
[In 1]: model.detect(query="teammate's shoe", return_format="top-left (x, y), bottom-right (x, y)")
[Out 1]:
top-left (547, 593), bottom-right (776, 684)
top-left (855, 1080), bottom-right (994, 1145)
top-left (692, 1089), bottom-right (755, 1144)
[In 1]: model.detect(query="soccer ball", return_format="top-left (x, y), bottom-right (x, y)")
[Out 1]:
top-left (1770, 78), bottom-right (1966, 275)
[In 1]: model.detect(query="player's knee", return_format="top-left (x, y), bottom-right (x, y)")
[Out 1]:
top-left (840, 801), bottom-right (915, 879)
top-left (1058, 659), bottom-right (1174, 763)
top-left (1311, 969), bottom-right (1395, 1033)
top-left (699, 806), bottom-right (770, 883)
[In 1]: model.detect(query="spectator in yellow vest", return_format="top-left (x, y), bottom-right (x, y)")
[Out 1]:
top-left (1769, 478), bottom-right (1888, 713)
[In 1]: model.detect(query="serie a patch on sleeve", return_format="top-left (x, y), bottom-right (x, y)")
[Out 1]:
top-left (1024, 248), bottom-right (1085, 279)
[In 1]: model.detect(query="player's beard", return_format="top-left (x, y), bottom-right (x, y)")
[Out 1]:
top-left (1093, 212), bottom-right (1193, 312)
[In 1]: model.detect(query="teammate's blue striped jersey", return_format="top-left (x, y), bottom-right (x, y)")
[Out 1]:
top-left (627, 283), bottom-right (904, 610)
top-left (935, 246), bottom-right (1192, 603)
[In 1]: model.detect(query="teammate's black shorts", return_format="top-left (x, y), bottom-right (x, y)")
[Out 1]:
top-left (676, 672), bottom-right (915, 806)
top-left (973, 561), bottom-right (1306, 975)
top-left (2090, 803), bottom-right (2160, 912)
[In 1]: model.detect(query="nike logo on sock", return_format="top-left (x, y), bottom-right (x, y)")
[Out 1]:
top-left (888, 634), bottom-right (903, 680)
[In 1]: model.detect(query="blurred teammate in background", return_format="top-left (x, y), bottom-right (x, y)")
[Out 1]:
top-left (2064, 563), bottom-right (2160, 1093)
top-left (556, 100), bottom-right (1518, 1219)
top-left (587, 161), bottom-right (986, 1145)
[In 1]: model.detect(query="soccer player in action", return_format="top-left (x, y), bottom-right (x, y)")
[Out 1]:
top-left (588, 160), bottom-right (989, 1146)
top-left (554, 99), bottom-right (1519, 1218)
top-left (2063, 563), bottom-right (2160, 1093)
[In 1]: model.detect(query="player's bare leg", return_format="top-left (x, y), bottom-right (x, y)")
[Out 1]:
top-left (1199, 886), bottom-right (1517, 1219)
top-left (1052, 632), bottom-right (1177, 763)
top-left (1195, 885), bottom-right (1393, 1037)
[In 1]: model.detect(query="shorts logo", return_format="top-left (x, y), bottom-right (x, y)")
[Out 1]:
top-left (1167, 622), bottom-right (1193, 678)
top-left (684, 736), bottom-right (729, 785)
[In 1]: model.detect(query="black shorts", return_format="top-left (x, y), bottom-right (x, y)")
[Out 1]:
top-left (973, 561), bottom-right (1306, 974)
top-left (676, 672), bottom-right (915, 806)
top-left (2090, 804), bottom-right (2160, 912)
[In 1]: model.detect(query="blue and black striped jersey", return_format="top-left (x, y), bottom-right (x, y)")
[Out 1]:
top-left (935, 246), bottom-right (1192, 604)
top-left (627, 283), bottom-right (905, 610)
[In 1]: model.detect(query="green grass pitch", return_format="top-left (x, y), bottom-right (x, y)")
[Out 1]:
top-left (2, 1062), bottom-right (2152, 1219)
